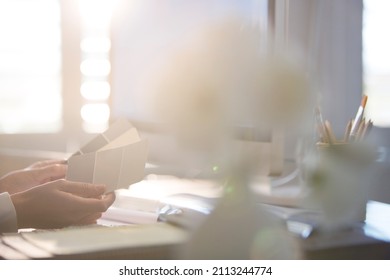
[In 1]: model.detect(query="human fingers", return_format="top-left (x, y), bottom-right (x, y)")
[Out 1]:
top-left (58, 180), bottom-right (107, 198)
top-left (71, 191), bottom-right (116, 213)
top-left (102, 192), bottom-right (116, 209)
top-left (33, 164), bottom-right (68, 184)
top-left (28, 159), bottom-right (67, 169)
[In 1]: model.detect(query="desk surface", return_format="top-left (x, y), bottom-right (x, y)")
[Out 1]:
top-left (294, 200), bottom-right (390, 259)
top-left (1, 177), bottom-right (390, 260)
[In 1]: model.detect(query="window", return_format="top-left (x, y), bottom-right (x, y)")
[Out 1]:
top-left (0, 0), bottom-right (62, 134)
top-left (0, 0), bottom-right (117, 153)
top-left (79, 0), bottom-right (116, 133)
top-left (363, 0), bottom-right (390, 127)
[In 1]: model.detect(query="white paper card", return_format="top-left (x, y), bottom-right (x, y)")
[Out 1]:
top-left (66, 120), bottom-right (148, 193)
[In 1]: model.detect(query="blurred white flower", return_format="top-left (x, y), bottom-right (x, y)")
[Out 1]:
top-left (149, 19), bottom-right (310, 168)
top-left (146, 18), bottom-right (309, 259)
top-left (247, 55), bottom-right (310, 128)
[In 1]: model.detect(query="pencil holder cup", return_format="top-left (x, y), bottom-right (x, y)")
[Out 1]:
top-left (302, 142), bottom-right (376, 231)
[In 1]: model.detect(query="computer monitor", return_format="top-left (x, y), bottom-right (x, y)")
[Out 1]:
top-left (109, 0), bottom-right (284, 177)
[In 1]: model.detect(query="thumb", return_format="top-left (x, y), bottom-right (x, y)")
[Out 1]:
top-left (59, 180), bottom-right (107, 198)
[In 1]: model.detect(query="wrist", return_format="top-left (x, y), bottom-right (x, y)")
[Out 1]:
top-left (0, 192), bottom-right (18, 233)
top-left (0, 177), bottom-right (9, 193)
top-left (10, 192), bottom-right (29, 229)
top-left (0, 173), bottom-right (16, 194)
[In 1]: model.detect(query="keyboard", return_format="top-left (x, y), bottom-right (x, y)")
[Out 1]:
top-left (0, 223), bottom-right (188, 260)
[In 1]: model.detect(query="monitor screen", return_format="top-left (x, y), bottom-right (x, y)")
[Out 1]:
top-left (109, 0), bottom-right (284, 177)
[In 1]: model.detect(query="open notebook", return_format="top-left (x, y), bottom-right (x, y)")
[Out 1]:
top-left (99, 176), bottom-right (221, 226)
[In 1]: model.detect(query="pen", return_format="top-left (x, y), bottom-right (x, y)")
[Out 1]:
top-left (350, 95), bottom-right (368, 140)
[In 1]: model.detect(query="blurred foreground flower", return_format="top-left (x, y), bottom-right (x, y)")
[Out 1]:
top-left (147, 19), bottom-right (309, 259)
top-left (150, 19), bottom-right (309, 168)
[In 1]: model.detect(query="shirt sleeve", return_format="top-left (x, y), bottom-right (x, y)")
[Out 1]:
top-left (0, 192), bottom-right (17, 234)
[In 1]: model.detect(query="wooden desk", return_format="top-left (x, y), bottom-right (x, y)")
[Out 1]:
top-left (291, 200), bottom-right (390, 259)
top-left (1, 171), bottom-right (390, 260)
top-left (1, 201), bottom-right (390, 260)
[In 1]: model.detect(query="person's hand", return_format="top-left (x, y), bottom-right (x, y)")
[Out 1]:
top-left (0, 159), bottom-right (67, 194)
top-left (10, 179), bottom-right (115, 229)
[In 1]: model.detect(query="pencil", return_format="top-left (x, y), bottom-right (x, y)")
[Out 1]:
top-left (362, 119), bottom-right (373, 140)
top-left (324, 120), bottom-right (336, 144)
top-left (315, 106), bottom-right (326, 142)
top-left (343, 119), bottom-right (353, 142)
top-left (356, 117), bottom-right (366, 140)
